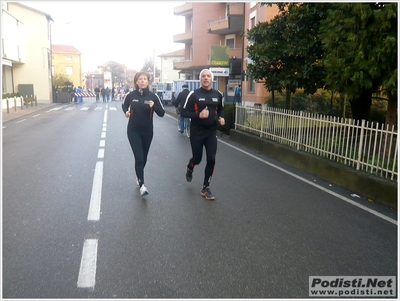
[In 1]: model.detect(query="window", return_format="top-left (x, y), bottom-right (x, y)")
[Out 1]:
top-left (250, 17), bottom-right (255, 28)
top-left (225, 34), bottom-right (235, 48)
top-left (249, 11), bottom-right (256, 29)
top-left (66, 66), bottom-right (73, 75)
top-left (249, 77), bottom-right (255, 93)
top-left (65, 57), bottom-right (72, 61)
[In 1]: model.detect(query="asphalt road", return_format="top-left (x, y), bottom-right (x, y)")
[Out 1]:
top-left (2, 100), bottom-right (397, 298)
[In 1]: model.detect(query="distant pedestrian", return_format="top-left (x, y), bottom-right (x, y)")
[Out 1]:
top-left (173, 84), bottom-right (190, 133)
top-left (76, 86), bottom-right (83, 103)
top-left (106, 87), bottom-right (110, 102)
top-left (70, 86), bottom-right (76, 102)
top-left (234, 84), bottom-right (241, 103)
top-left (119, 87), bottom-right (125, 100)
top-left (101, 87), bottom-right (106, 102)
top-left (94, 86), bottom-right (100, 101)
top-left (121, 72), bottom-right (165, 197)
top-left (181, 69), bottom-right (225, 200)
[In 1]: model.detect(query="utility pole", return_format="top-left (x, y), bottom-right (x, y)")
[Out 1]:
top-left (153, 49), bottom-right (156, 82)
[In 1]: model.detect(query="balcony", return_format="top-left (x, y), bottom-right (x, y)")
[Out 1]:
top-left (174, 2), bottom-right (193, 16)
top-left (173, 31), bottom-right (193, 44)
top-left (207, 3), bottom-right (244, 35)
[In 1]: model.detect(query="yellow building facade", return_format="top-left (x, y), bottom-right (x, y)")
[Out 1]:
top-left (52, 44), bottom-right (82, 88)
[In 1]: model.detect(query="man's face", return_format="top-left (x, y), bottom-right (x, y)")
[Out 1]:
top-left (200, 71), bottom-right (213, 90)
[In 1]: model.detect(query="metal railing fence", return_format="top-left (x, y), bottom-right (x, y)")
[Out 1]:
top-left (2, 95), bottom-right (37, 113)
top-left (235, 104), bottom-right (398, 182)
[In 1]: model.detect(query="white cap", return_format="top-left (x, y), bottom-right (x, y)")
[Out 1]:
top-left (199, 69), bottom-right (214, 81)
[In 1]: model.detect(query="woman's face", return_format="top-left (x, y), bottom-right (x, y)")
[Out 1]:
top-left (136, 74), bottom-right (149, 89)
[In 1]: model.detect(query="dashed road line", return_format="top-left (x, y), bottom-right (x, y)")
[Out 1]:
top-left (77, 239), bottom-right (98, 289)
top-left (78, 108), bottom-right (108, 290)
top-left (87, 161), bottom-right (103, 221)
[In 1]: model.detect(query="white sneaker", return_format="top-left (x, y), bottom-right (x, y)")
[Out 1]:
top-left (140, 185), bottom-right (149, 196)
top-left (135, 177), bottom-right (140, 187)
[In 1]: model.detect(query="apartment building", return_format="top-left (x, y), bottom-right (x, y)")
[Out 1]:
top-left (158, 49), bottom-right (185, 83)
top-left (173, 2), bottom-right (279, 104)
top-left (52, 44), bottom-right (82, 89)
top-left (2, 2), bottom-right (53, 103)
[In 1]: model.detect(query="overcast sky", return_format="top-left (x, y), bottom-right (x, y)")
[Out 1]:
top-left (19, 1), bottom-right (185, 72)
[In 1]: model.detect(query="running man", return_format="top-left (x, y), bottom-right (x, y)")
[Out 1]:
top-left (180, 69), bottom-right (225, 200)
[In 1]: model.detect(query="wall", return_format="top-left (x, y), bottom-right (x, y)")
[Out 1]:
top-left (160, 55), bottom-right (184, 83)
top-left (192, 3), bottom-right (225, 68)
top-left (52, 52), bottom-right (82, 88)
top-left (7, 3), bottom-right (52, 103)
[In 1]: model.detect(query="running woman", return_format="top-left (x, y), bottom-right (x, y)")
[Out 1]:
top-left (181, 69), bottom-right (225, 200)
top-left (122, 72), bottom-right (165, 196)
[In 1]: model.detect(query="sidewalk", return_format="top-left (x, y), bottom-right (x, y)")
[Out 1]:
top-left (2, 102), bottom-right (61, 123)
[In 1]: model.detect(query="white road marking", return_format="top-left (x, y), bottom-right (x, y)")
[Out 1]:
top-left (87, 161), bottom-right (103, 221)
top-left (64, 107), bottom-right (75, 111)
top-left (103, 110), bottom-right (108, 123)
top-left (78, 109), bottom-right (107, 290)
top-left (80, 107), bottom-right (90, 111)
top-left (32, 114), bottom-right (41, 117)
top-left (97, 149), bottom-right (104, 159)
top-left (109, 107), bottom-right (117, 110)
top-left (218, 139), bottom-right (397, 226)
top-left (77, 239), bottom-right (98, 288)
top-left (95, 107), bottom-right (103, 110)
top-left (15, 119), bottom-right (26, 123)
top-left (46, 107), bottom-right (63, 112)
top-left (101, 132), bottom-right (106, 138)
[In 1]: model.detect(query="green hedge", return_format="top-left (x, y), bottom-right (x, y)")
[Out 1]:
top-left (2, 93), bottom-right (21, 98)
top-left (217, 103), bottom-right (235, 135)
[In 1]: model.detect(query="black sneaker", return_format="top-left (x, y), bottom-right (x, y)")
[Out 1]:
top-left (201, 186), bottom-right (215, 200)
top-left (186, 168), bottom-right (193, 182)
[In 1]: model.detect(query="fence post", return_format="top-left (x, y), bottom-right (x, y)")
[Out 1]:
top-left (20, 96), bottom-right (23, 109)
top-left (260, 105), bottom-right (265, 138)
top-left (234, 104), bottom-right (238, 130)
top-left (297, 111), bottom-right (303, 150)
top-left (356, 119), bottom-right (366, 171)
top-left (14, 96), bottom-right (17, 111)
top-left (6, 97), bottom-right (9, 113)
top-left (25, 95), bottom-right (29, 108)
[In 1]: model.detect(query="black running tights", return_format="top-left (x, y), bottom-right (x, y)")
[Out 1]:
top-left (187, 132), bottom-right (217, 187)
top-left (127, 129), bottom-right (153, 187)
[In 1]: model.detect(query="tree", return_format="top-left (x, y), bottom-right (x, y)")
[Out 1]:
top-left (98, 60), bottom-right (137, 88)
top-left (52, 73), bottom-right (72, 89)
top-left (320, 3), bottom-right (397, 124)
top-left (140, 56), bottom-right (160, 82)
top-left (246, 3), bottom-right (328, 109)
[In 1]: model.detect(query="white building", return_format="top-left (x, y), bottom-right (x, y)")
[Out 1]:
top-left (158, 49), bottom-right (185, 83)
top-left (2, 2), bottom-right (53, 103)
